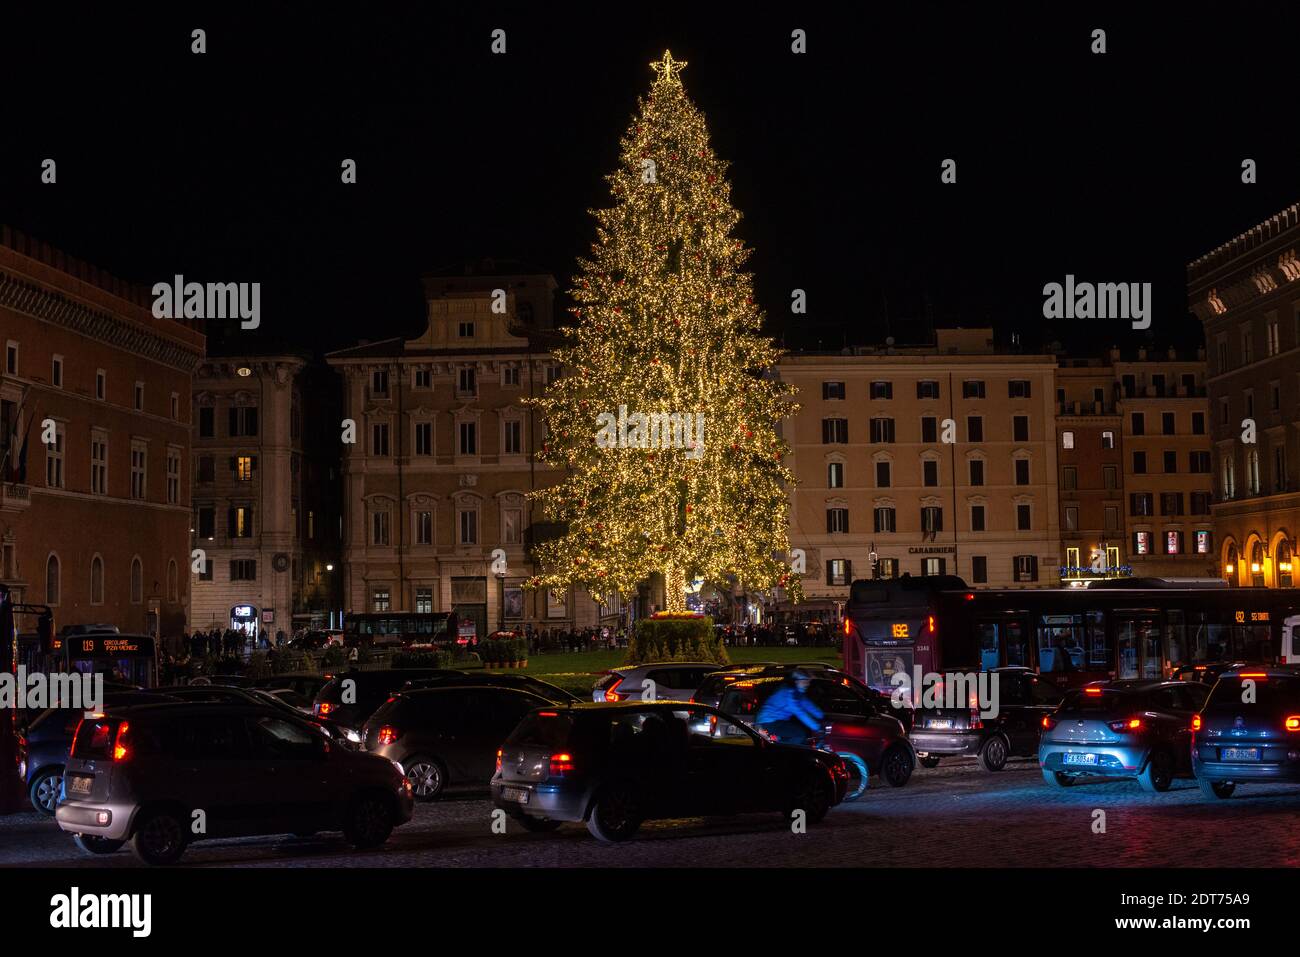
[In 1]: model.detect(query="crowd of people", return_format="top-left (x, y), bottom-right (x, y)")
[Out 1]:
top-left (181, 627), bottom-right (289, 659)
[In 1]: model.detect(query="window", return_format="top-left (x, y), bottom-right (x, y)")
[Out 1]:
top-left (170, 393), bottom-right (179, 420)
top-left (372, 422), bottom-right (390, 457)
top-left (1222, 456), bottom-right (1237, 499)
top-left (969, 459), bottom-right (985, 486)
top-left (130, 442), bottom-right (147, 499)
top-left (921, 506), bottom-right (943, 533)
top-left (1245, 391), bottom-right (1255, 419)
top-left (873, 507), bottom-right (895, 533)
top-left (166, 449), bottom-right (180, 504)
top-left (827, 462), bottom-right (844, 488)
top-left (51, 355), bottom-right (63, 388)
top-left (826, 559), bottom-right (852, 586)
top-left (91, 434), bottom-right (108, 494)
top-left (1189, 451), bottom-right (1210, 473)
top-left (415, 510), bottom-right (433, 545)
top-left (1013, 555), bottom-right (1038, 583)
top-left (1241, 326), bottom-right (1253, 364)
top-left (372, 589), bottom-right (391, 613)
top-left (1008, 379), bottom-right (1031, 398)
top-left (962, 380), bottom-right (986, 399)
top-left (371, 369), bottom-right (389, 397)
top-left (875, 461), bottom-right (891, 488)
top-left (414, 421), bottom-right (433, 456)
top-left (1191, 491), bottom-right (1211, 515)
top-left (1103, 465), bottom-right (1117, 489)
top-left (922, 557), bottom-right (946, 576)
top-left (1268, 317), bottom-right (1281, 356)
top-left (923, 460), bottom-right (938, 486)
top-left (459, 508), bottom-right (479, 544)
top-left (4, 341), bottom-right (16, 375)
top-left (1217, 339), bottom-right (1229, 373)
top-left (1061, 430), bottom-right (1074, 449)
top-left (1130, 412), bottom-right (1144, 436)
top-left (1104, 505), bottom-right (1120, 531)
top-left (307, 511), bottom-right (315, 539)
top-left (1161, 412), bottom-right (1175, 435)
top-left (501, 366), bottom-right (520, 388)
top-left (827, 508), bottom-right (849, 534)
top-left (198, 406), bottom-right (214, 437)
top-left (1152, 374), bottom-right (1167, 398)
top-left (921, 417), bottom-right (937, 443)
top-left (1191, 412), bottom-right (1205, 435)
top-left (971, 556), bottom-right (987, 584)
top-left (459, 421), bottom-right (478, 456)
top-left (95, 369), bottom-right (106, 401)
top-left (90, 555), bottom-right (105, 602)
top-left (228, 406), bottom-right (258, 437)
top-left (1163, 450), bottom-right (1177, 474)
top-left (1132, 451), bottom-right (1147, 474)
top-left (822, 381), bottom-right (846, 400)
top-left (168, 560), bottom-right (179, 603)
top-left (371, 511), bottom-right (390, 546)
top-left (1247, 448), bottom-right (1261, 494)
top-left (1195, 530), bottom-right (1212, 554)
top-left (235, 455), bottom-right (254, 481)
top-left (45, 554), bottom-right (60, 605)
top-left (198, 506), bottom-right (215, 540)
top-left (1101, 430), bottom-right (1115, 449)
top-left (822, 418), bottom-right (848, 443)
top-left (415, 368), bottom-right (433, 389)
top-left (1017, 504), bottom-right (1032, 530)
top-left (878, 558), bottom-right (898, 579)
top-left (870, 381), bottom-right (893, 400)
top-left (134, 382), bottom-right (144, 412)
top-left (1133, 531), bottom-right (1152, 555)
top-left (967, 416), bottom-right (983, 442)
top-left (1014, 459), bottom-right (1030, 485)
top-left (1063, 466), bottom-right (1077, 491)
top-left (45, 423), bottom-right (64, 488)
top-left (415, 588), bottom-right (434, 614)
top-left (503, 420), bottom-right (522, 456)
top-left (1013, 416), bottom-right (1029, 442)
top-left (1219, 397), bottom-right (1230, 426)
top-left (917, 380), bottom-right (939, 399)
top-left (869, 418), bottom-right (896, 443)
top-left (228, 506), bottom-right (254, 538)
top-left (1164, 530), bottom-right (1183, 555)
top-left (130, 557), bottom-right (143, 603)
top-left (1160, 492), bottom-right (1184, 516)
top-left (1130, 492), bottom-right (1153, 516)
top-left (457, 366), bottom-right (477, 396)
top-left (503, 507), bottom-right (522, 545)
top-left (1064, 506), bottom-right (1078, 532)
top-left (970, 504), bottom-right (986, 531)
top-left (458, 320), bottom-right (475, 338)
top-left (1275, 445), bottom-right (1288, 492)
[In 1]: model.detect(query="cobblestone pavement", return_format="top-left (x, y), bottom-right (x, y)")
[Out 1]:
top-left (4, 758), bottom-right (1300, 868)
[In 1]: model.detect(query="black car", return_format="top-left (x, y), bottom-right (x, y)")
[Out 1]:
top-left (911, 667), bottom-right (1063, 771)
top-left (702, 662), bottom-right (914, 734)
top-left (362, 686), bottom-right (553, 799)
top-left (150, 685), bottom-right (361, 748)
top-left (492, 701), bottom-right (847, 842)
top-left (312, 669), bottom-right (467, 731)
top-left (252, 672), bottom-right (333, 702)
top-left (401, 672), bottom-right (580, 703)
top-left (1192, 666), bottom-right (1300, 799)
top-left (691, 664), bottom-right (779, 708)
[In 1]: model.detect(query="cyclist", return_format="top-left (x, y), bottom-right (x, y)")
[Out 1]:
top-left (755, 669), bottom-right (825, 744)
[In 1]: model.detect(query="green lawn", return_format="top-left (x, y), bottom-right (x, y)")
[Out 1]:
top-left (462, 645), bottom-right (842, 695)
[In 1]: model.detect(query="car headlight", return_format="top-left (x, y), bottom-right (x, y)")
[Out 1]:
top-left (345, 729), bottom-right (361, 743)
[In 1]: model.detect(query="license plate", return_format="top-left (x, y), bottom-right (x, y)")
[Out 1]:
top-left (1063, 753), bottom-right (1098, 766)
top-left (66, 774), bottom-right (93, 796)
top-left (926, 719), bottom-right (953, 729)
top-left (501, 787), bottom-right (529, 804)
top-left (1221, 748), bottom-right (1260, 761)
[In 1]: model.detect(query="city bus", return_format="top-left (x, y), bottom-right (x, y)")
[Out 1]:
top-left (342, 611), bottom-right (459, 649)
top-left (842, 574), bottom-right (1300, 694)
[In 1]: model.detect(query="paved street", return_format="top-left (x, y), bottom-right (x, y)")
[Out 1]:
top-left (5, 758), bottom-right (1300, 868)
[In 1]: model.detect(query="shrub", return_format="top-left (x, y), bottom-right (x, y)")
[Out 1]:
top-left (320, 645), bottom-right (348, 669)
top-left (626, 615), bottom-right (728, 666)
top-left (393, 650), bottom-right (449, 669)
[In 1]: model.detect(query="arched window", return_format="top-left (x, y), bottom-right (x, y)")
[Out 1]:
top-left (1276, 540), bottom-right (1294, 589)
top-left (90, 555), bottom-right (104, 605)
top-left (1225, 542), bottom-right (1239, 585)
top-left (1247, 449), bottom-right (1261, 495)
top-left (45, 554), bottom-right (60, 605)
top-left (1251, 541), bottom-right (1266, 588)
top-left (130, 557), bottom-right (143, 604)
top-left (167, 560), bottom-right (179, 603)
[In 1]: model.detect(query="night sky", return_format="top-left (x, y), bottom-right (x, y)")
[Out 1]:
top-left (3, 3), bottom-right (1299, 358)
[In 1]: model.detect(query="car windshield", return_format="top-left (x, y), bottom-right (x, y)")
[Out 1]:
top-left (506, 711), bottom-right (576, 749)
top-left (1206, 675), bottom-right (1300, 714)
top-left (1060, 689), bottom-right (1131, 714)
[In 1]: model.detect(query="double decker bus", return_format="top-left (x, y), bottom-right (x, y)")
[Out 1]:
top-left (843, 574), bottom-right (1300, 694)
top-left (342, 611), bottom-right (459, 649)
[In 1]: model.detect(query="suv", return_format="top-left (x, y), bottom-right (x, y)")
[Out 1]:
top-left (1192, 666), bottom-right (1300, 799)
top-left (492, 701), bottom-right (847, 842)
top-left (54, 703), bottom-right (414, 864)
top-left (593, 663), bottom-right (727, 703)
top-left (1038, 680), bottom-right (1209, 791)
top-left (911, 667), bottom-right (1063, 771)
top-left (312, 668), bottom-right (466, 730)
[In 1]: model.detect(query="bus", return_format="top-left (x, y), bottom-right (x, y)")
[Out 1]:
top-left (843, 574), bottom-right (1300, 694)
top-left (342, 611), bottom-right (459, 649)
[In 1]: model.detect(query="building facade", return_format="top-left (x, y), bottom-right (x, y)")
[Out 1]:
top-left (1189, 203), bottom-right (1300, 588)
top-left (779, 328), bottom-right (1061, 601)
top-left (0, 229), bottom-right (204, 638)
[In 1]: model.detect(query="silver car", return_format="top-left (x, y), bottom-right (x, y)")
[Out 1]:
top-left (55, 702), bottom-right (414, 864)
top-left (592, 662), bottom-right (725, 703)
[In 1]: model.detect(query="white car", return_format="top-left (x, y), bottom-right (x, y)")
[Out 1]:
top-left (592, 663), bottom-right (724, 703)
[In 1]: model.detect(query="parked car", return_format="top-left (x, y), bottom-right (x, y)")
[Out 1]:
top-left (1172, 661), bottom-right (1251, 684)
top-left (401, 672), bottom-right (580, 703)
top-left (593, 663), bottom-right (732, 702)
top-left (690, 664), bottom-right (779, 708)
top-left (1192, 666), bottom-right (1300, 799)
top-left (252, 672), bottom-right (333, 702)
top-left (717, 674), bottom-right (916, 787)
top-left (1038, 680), bottom-right (1209, 791)
top-left (492, 701), bottom-right (847, 842)
top-left (312, 669), bottom-right (466, 731)
top-left (18, 691), bottom-right (174, 815)
top-left (260, 687), bottom-right (314, 712)
top-left (911, 667), bottom-right (1063, 771)
top-left (362, 686), bottom-right (553, 799)
top-left (149, 685), bottom-right (361, 747)
top-left (54, 702), bottom-right (414, 864)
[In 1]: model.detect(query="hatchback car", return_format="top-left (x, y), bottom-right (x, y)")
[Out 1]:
top-left (593, 663), bottom-right (726, 702)
top-left (149, 684), bottom-right (361, 748)
top-left (1192, 666), bottom-right (1300, 799)
top-left (491, 701), bottom-right (846, 842)
top-left (911, 667), bottom-right (1063, 771)
top-left (362, 686), bottom-right (553, 799)
top-left (312, 668), bottom-right (466, 731)
top-left (54, 702), bottom-right (414, 864)
top-left (1038, 680), bottom-right (1209, 791)
top-left (401, 672), bottom-right (580, 703)
top-left (717, 674), bottom-right (916, 787)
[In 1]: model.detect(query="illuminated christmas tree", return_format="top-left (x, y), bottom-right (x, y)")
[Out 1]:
top-left (529, 50), bottom-right (800, 614)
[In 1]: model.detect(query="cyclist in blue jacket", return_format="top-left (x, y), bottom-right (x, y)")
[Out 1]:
top-left (755, 670), bottom-right (825, 744)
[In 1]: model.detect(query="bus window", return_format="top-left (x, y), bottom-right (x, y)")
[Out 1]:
top-left (1037, 615), bottom-right (1084, 674)
top-left (1166, 610), bottom-right (1186, 677)
top-left (1116, 616), bottom-right (1162, 679)
top-left (1083, 611), bottom-right (1108, 670)
top-left (1005, 621), bottom-right (1028, 668)
top-left (978, 619), bottom-right (1027, 670)
top-left (978, 623), bottom-right (999, 671)
top-left (1231, 624), bottom-right (1274, 662)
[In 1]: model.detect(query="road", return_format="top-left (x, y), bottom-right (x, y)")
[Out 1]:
top-left (6, 758), bottom-right (1300, 868)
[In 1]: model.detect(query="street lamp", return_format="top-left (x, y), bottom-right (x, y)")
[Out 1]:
top-left (495, 567), bottom-right (507, 634)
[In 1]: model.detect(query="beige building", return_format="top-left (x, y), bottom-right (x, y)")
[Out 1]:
top-left (779, 328), bottom-right (1061, 599)
top-left (1189, 202), bottom-right (1300, 587)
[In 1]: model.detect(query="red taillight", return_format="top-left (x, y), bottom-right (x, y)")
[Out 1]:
top-left (113, 721), bottom-right (130, 762)
top-left (968, 709), bottom-right (983, 730)
top-left (1042, 715), bottom-right (1056, 730)
top-left (964, 592), bottom-right (975, 601)
top-left (1108, 717), bottom-right (1142, 733)
top-left (376, 725), bottom-right (400, 746)
top-left (317, 702), bottom-right (335, 716)
top-left (1285, 716), bottom-right (1300, 732)
top-left (843, 618), bottom-right (852, 636)
top-left (1191, 714), bottom-right (1202, 732)
top-left (538, 711), bottom-right (558, 718)
top-left (927, 615), bottom-right (937, 635)
top-left (604, 677), bottom-right (623, 702)
top-left (1084, 686), bottom-right (1103, 695)
top-left (1240, 672), bottom-right (1267, 679)
top-left (549, 753), bottom-right (576, 776)
top-left (495, 749), bottom-right (503, 772)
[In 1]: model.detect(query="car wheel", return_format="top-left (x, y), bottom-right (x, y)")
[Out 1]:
top-left (515, 816), bottom-right (563, 833)
top-left (1138, 750), bottom-right (1174, 793)
top-left (586, 783), bottom-right (642, 843)
top-left (787, 769), bottom-right (834, 824)
top-left (880, 744), bottom-right (914, 787)
top-left (1041, 768), bottom-right (1075, 788)
top-left (73, 834), bottom-right (125, 855)
top-left (28, 767), bottom-right (63, 815)
top-left (977, 736), bottom-right (1009, 772)
top-left (403, 756), bottom-right (446, 801)
top-left (919, 755), bottom-right (941, 769)
top-left (1198, 778), bottom-right (1235, 800)
top-left (130, 810), bottom-right (188, 865)
top-left (344, 793), bottom-right (395, 849)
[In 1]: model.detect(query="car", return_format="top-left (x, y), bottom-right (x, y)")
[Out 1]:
top-left (401, 672), bottom-right (580, 703)
top-left (725, 662), bottom-right (915, 733)
top-left (1191, 666), bottom-right (1300, 799)
top-left (690, 664), bottom-right (778, 708)
top-left (1172, 661), bottom-right (1252, 684)
top-left (286, 630), bottom-right (344, 651)
top-left (717, 673), bottom-right (916, 787)
top-left (251, 672), bottom-right (333, 702)
top-left (1038, 679), bottom-right (1210, 791)
top-left (592, 662), bottom-right (739, 703)
top-left (148, 685), bottom-right (362, 748)
top-left (17, 691), bottom-right (175, 815)
top-left (910, 667), bottom-right (1064, 771)
top-left (260, 687), bottom-right (314, 712)
top-left (361, 686), bottom-right (554, 799)
top-left (491, 701), bottom-right (847, 842)
top-left (312, 668), bottom-right (467, 731)
top-left (54, 702), bottom-right (414, 864)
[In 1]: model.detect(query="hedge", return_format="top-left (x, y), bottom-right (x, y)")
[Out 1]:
top-left (626, 616), bottom-right (728, 666)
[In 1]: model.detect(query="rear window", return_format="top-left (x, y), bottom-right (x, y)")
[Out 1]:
top-left (1206, 675), bottom-right (1300, 714)
top-left (1060, 690), bottom-right (1132, 714)
top-left (505, 711), bottom-right (576, 749)
top-left (71, 717), bottom-right (121, 760)
top-left (593, 673), bottom-right (623, 692)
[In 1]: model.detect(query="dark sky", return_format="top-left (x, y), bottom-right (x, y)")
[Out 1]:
top-left (3, 3), bottom-right (1299, 358)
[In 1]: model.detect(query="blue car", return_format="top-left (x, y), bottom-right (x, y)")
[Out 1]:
top-left (1192, 666), bottom-right (1300, 799)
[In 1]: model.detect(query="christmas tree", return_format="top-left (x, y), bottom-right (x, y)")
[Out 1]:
top-left (529, 51), bottom-right (800, 614)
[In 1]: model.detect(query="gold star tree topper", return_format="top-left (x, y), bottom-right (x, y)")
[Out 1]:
top-left (649, 49), bottom-right (687, 86)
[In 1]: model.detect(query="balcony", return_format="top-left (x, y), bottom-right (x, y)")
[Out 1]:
top-left (0, 481), bottom-right (30, 513)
